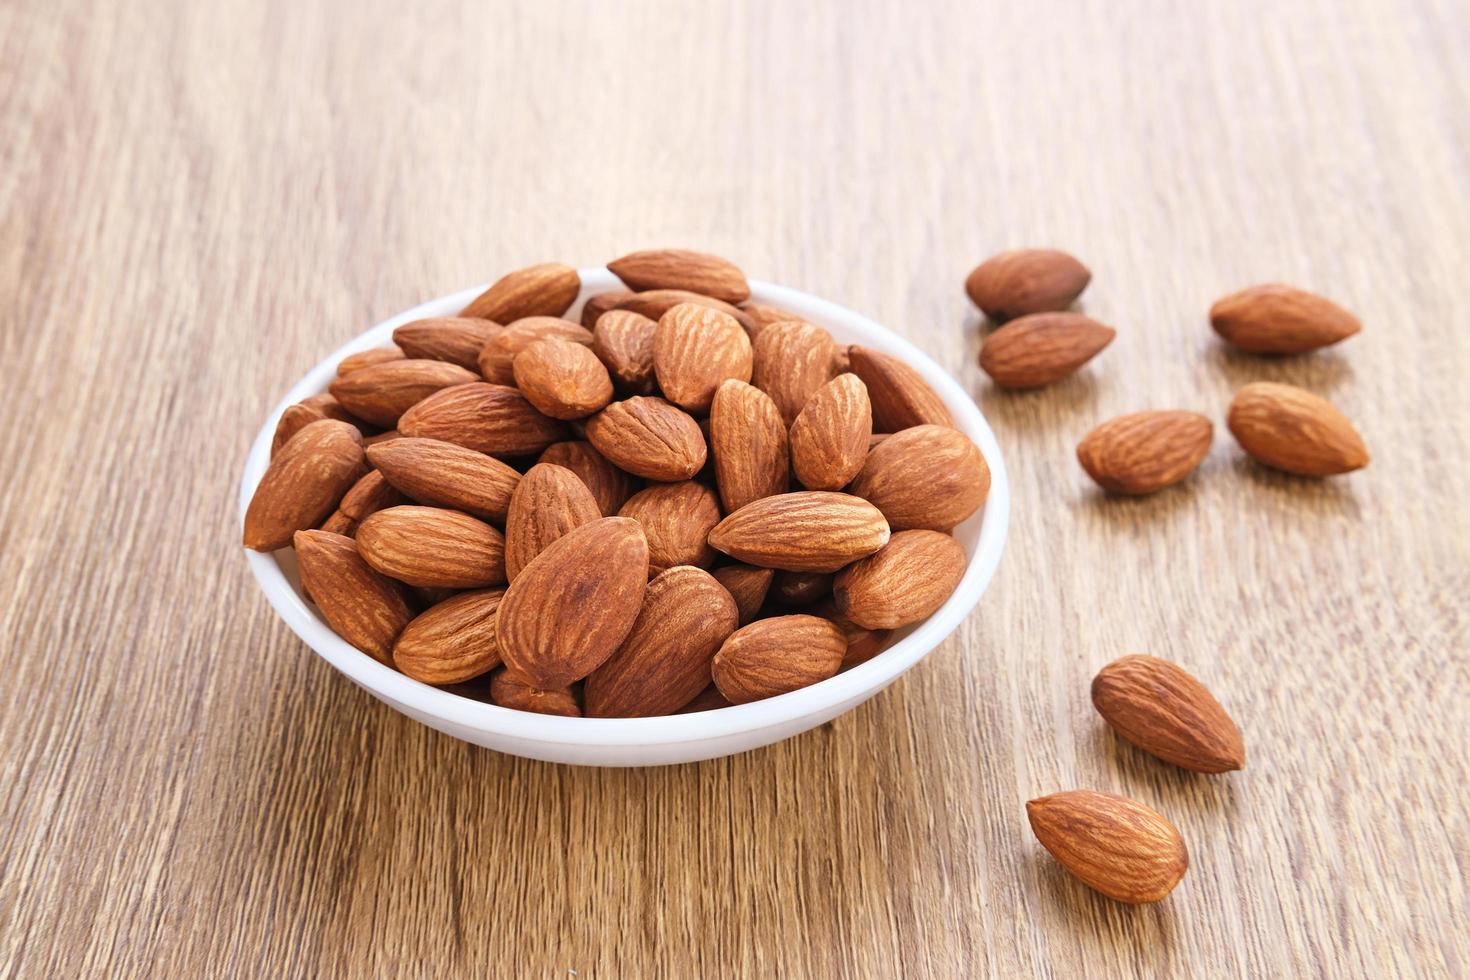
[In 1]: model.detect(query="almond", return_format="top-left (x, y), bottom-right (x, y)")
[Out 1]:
top-left (653, 303), bottom-right (754, 412)
top-left (339, 469), bottom-right (406, 523)
top-left (320, 511), bottom-right (356, 536)
top-left (584, 396), bottom-right (707, 481)
top-left (846, 346), bottom-right (952, 431)
top-left (495, 517), bottom-right (650, 687)
top-left (810, 600), bottom-right (891, 669)
top-left (1227, 382), bottom-right (1369, 476)
top-left (392, 588), bottom-right (505, 684)
top-left (677, 685), bottom-right (734, 713)
top-left (789, 374), bottom-right (871, 491)
top-left (834, 530), bottom-right (965, 629)
top-left (1210, 284), bottom-right (1360, 354)
top-left (489, 667), bottom-right (581, 717)
top-left (293, 530), bottom-right (412, 663)
top-left (397, 382), bottom-right (567, 457)
top-left (580, 289), bottom-right (636, 329)
top-left (709, 380), bottom-right (789, 513)
top-left (710, 564), bottom-right (775, 625)
top-left (356, 505), bottom-right (507, 588)
top-left (850, 425), bottom-right (989, 531)
top-left (504, 463), bottom-right (601, 580)
top-left (591, 309), bottom-right (657, 394)
top-left (513, 337), bottom-right (615, 420)
top-left (584, 566), bottom-right (740, 717)
top-left (607, 249), bottom-right (750, 304)
top-left (328, 359), bottom-right (479, 427)
top-left (538, 441), bottom-right (638, 516)
top-left (738, 302), bottom-right (801, 335)
top-left (964, 248), bottom-right (1091, 321)
top-left (477, 317), bottom-right (595, 385)
top-left (244, 420), bottom-right (367, 551)
top-left (271, 393), bottom-right (366, 456)
top-left (1092, 655), bottom-right (1245, 772)
top-left (612, 290), bottom-right (757, 335)
top-left (711, 615), bottom-right (845, 703)
top-left (708, 491), bottom-right (890, 572)
top-left (459, 262), bottom-right (581, 322)
top-left (617, 481), bottom-right (721, 573)
top-left (979, 312), bottom-right (1116, 388)
top-left (1076, 411), bottom-right (1213, 495)
top-left (770, 570), bottom-right (832, 607)
top-left (363, 429), bottom-right (402, 448)
top-left (367, 437), bottom-right (520, 522)
top-left (392, 317), bottom-right (499, 370)
top-left (750, 321), bottom-right (839, 425)
top-left (1025, 790), bottom-right (1188, 904)
top-left (337, 345), bottom-right (404, 376)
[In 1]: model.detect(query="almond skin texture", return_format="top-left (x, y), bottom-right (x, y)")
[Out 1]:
top-left (392, 317), bottom-right (498, 371)
top-left (711, 564), bottom-right (775, 625)
top-left (584, 396), bottom-right (707, 481)
top-left (708, 491), bottom-right (890, 573)
top-left (327, 359), bottom-right (478, 428)
top-left (965, 248), bottom-right (1091, 321)
top-left (477, 317), bottom-right (595, 385)
top-left (398, 383), bottom-right (567, 457)
top-left (738, 302), bottom-right (801, 335)
top-left (850, 425), bottom-right (989, 531)
top-left (1092, 655), bottom-right (1246, 773)
top-left (504, 463), bottom-right (601, 581)
top-left (834, 530), bottom-right (966, 629)
top-left (1210, 284), bottom-right (1361, 354)
top-left (538, 441), bottom-right (637, 516)
top-left (337, 345), bottom-right (404, 376)
top-left (712, 615), bottom-right (845, 703)
top-left (608, 249), bottom-right (750, 304)
top-left (1077, 412), bottom-right (1213, 495)
top-left (653, 303), bottom-right (754, 412)
top-left (1227, 382), bottom-right (1369, 476)
top-left (489, 668), bottom-right (581, 717)
top-left (513, 337), bottom-right (615, 420)
top-left (1026, 791), bottom-right (1189, 904)
top-left (496, 517), bottom-right (650, 688)
top-left (789, 374), bottom-right (872, 490)
top-left (338, 469), bottom-right (406, 523)
top-left (591, 309), bottom-right (657, 394)
top-left (367, 437), bottom-right (521, 522)
top-left (979, 312), bottom-right (1116, 388)
top-left (584, 566), bottom-right (740, 717)
top-left (612, 290), bottom-right (757, 335)
top-left (459, 262), bottom-right (581, 322)
top-left (580, 289), bottom-right (636, 329)
top-left (244, 420), bottom-right (367, 551)
top-left (617, 481), bottom-right (721, 573)
top-left (319, 511), bottom-right (356, 536)
top-left (846, 346), bottom-right (953, 432)
top-left (392, 588), bottom-right (505, 684)
top-left (709, 380), bottom-right (789, 513)
top-left (677, 684), bottom-right (734, 713)
top-left (810, 600), bottom-right (892, 670)
top-left (271, 394), bottom-right (365, 456)
top-left (293, 530), bottom-right (412, 664)
top-left (750, 322), bottom-right (839, 425)
top-left (356, 506), bottom-right (507, 589)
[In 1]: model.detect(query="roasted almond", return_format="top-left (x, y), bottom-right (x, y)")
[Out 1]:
top-left (363, 429), bottom-right (402, 448)
top-left (708, 491), bottom-right (890, 573)
top-left (393, 317), bottom-right (499, 370)
top-left (392, 588), bottom-right (505, 684)
top-left (538, 440), bottom-right (638, 516)
top-left (504, 463), bottom-right (601, 580)
top-left (477, 317), bottom-right (595, 385)
top-left (711, 564), bottom-right (775, 625)
top-left (770, 570), bottom-right (832, 607)
top-left (1076, 411), bottom-right (1213, 495)
top-left (709, 380), bottom-right (789, 513)
top-left (846, 346), bottom-right (952, 431)
top-left (834, 530), bottom-right (965, 629)
top-left (584, 566), bottom-right (740, 717)
top-left (319, 510), bottom-right (356, 536)
top-left (965, 248), bottom-right (1090, 321)
top-left (617, 481), bottom-right (721, 573)
top-left (490, 667), bottom-right (581, 717)
top-left (580, 289), bottom-right (636, 329)
top-left (337, 345), bottom-right (404, 376)
top-left (397, 382), bottom-right (567, 457)
top-left (356, 505), bottom-right (507, 588)
top-left (591, 309), bottom-right (657, 394)
top-left (711, 615), bottom-right (845, 703)
top-left (1210, 284), bottom-right (1360, 354)
top-left (328, 359), bottom-right (479, 428)
top-left (1227, 382), bottom-right (1369, 476)
top-left (850, 425), bottom-right (989, 531)
top-left (738, 302), bottom-right (801, 335)
top-left (293, 529), bottom-right (412, 663)
top-left (339, 469), bottom-right (406, 523)
top-left (789, 373), bottom-right (871, 490)
top-left (513, 337), bottom-right (615, 420)
top-left (677, 685), bottom-right (734, 713)
top-left (653, 303), bottom-right (754, 412)
top-left (810, 600), bottom-right (891, 670)
top-left (750, 321), bottom-right (839, 425)
top-left (979, 312), bottom-right (1115, 388)
top-left (584, 396), bottom-right (707, 481)
top-left (367, 437), bottom-right (520, 522)
top-left (244, 419), bottom-right (367, 551)
top-left (459, 262), bottom-right (581, 322)
top-left (1026, 790), bottom-right (1188, 904)
top-left (608, 249), bottom-right (750, 304)
top-left (271, 393), bottom-right (366, 456)
top-left (1092, 655), bottom-right (1245, 773)
top-left (612, 289), bottom-right (757, 335)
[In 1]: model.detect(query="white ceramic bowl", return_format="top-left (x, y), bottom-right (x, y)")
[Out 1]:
top-left (240, 269), bottom-right (1009, 766)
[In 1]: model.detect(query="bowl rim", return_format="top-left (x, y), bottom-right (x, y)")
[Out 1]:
top-left (239, 270), bottom-right (1010, 747)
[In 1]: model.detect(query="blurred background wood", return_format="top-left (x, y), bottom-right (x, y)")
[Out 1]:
top-left (2, 0), bottom-right (1467, 976)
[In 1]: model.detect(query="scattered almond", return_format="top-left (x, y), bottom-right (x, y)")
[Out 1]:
top-left (1025, 790), bottom-right (1188, 904)
top-left (965, 248), bottom-right (1091, 321)
top-left (712, 615), bottom-right (846, 703)
top-left (1227, 382), bottom-right (1369, 476)
top-left (1210, 284), bottom-right (1360, 354)
top-left (1076, 411), bottom-right (1213, 495)
top-left (979, 312), bottom-right (1115, 388)
top-left (1091, 655), bottom-right (1245, 772)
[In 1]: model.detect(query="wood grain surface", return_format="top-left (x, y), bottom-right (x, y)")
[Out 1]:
top-left (2, 0), bottom-right (1467, 976)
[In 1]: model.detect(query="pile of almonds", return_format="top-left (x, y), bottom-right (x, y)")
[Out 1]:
top-left (244, 250), bottom-right (991, 717)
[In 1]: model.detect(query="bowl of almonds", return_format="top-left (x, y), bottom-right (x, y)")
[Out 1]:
top-left (240, 252), bottom-right (1009, 765)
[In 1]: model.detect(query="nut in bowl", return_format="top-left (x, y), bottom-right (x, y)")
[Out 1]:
top-left (239, 264), bottom-right (1009, 765)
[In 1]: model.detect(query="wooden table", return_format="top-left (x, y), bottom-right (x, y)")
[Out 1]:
top-left (3, 0), bottom-right (1467, 975)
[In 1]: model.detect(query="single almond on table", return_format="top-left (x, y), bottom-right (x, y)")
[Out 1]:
top-left (1026, 790), bottom-right (1188, 904)
top-left (271, 393), bottom-right (366, 456)
top-left (397, 382), bottom-right (567, 457)
top-left (608, 249), bottom-right (750, 304)
top-left (1076, 411), bottom-right (1213, 495)
top-left (770, 570), bottom-right (832, 607)
top-left (789, 373), bottom-right (872, 491)
top-left (294, 529), bottom-right (412, 663)
top-left (653, 303), bottom-right (754, 413)
top-left (846, 345), bottom-right (952, 432)
top-left (538, 440), bottom-right (638, 516)
top-left (367, 437), bottom-right (520, 522)
top-left (618, 481), bottom-right (721, 573)
top-left (711, 564), bottom-right (775, 625)
top-left (339, 469), bottom-right (406, 523)
top-left (751, 321), bottom-right (839, 425)
top-left (584, 566), bottom-right (740, 717)
top-left (677, 684), bottom-right (734, 713)
top-left (711, 614), bottom-right (846, 703)
top-left (709, 379), bottom-right (789, 513)
top-left (477, 317), bottom-right (595, 385)
top-left (964, 248), bottom-right (1091, 321)
top-left (513, 337), bottom-right (615, 420)
top-left (356, 505), bottom-right (507, 588)
top-left (392, 588), bottom-right (505, 684)
top-left (1210, 284), bottom-right (1360, 354)
top-left (459, 262), bottom-right (581, 323)
top-left (1091, 655), bottom-right (1245, 773)
top-left (708, 491), bottom-right (890, 573)
top-left (392, 317), bottom-right (498, 371)
top-left (327, 359), bottom-right (478, 428)
top-left (612, 290), bottom-right (757, 335)
top-left (1227, 382), bottom-right (1368, 476)
top-left (244, 419), bottom-right (367, 551)
top-left (809, 600), bottom-right (891, 669)
top-left (580, 289), bottom-right (636, 329)
top-left (850, 425), bottom-right (989, 531)
top-left (495, 517), bottom-right (650, 688)
top-left (504, 463), bottom-right (601, 580)
top-left (591, 309), bottom-right (657, 394)
top-left (979, 312), bottom-right (1115, 389)
top-left (337, 345), bottom-right (404, 376)
top-left (584, 396), bottom-right (707, 481)
top-left (834, 530), bottom-right (966, 629)
top-left (490, 667), bottom-right (581, 717)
